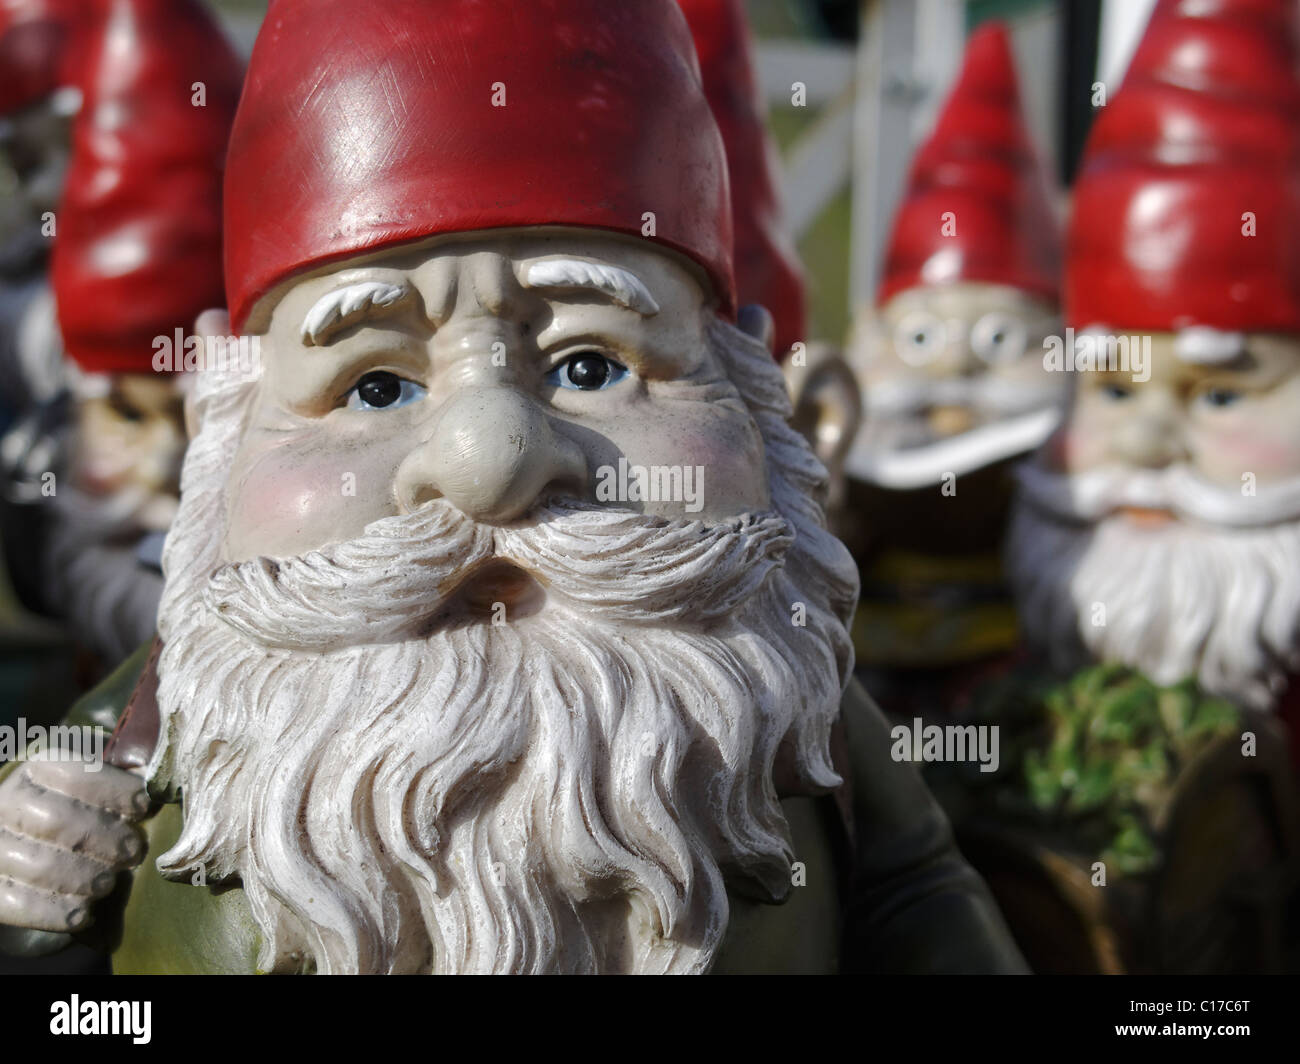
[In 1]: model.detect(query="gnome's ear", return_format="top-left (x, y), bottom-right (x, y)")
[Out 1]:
top-left (783, 342), bottom-right (862, 504)
top-left (737, 304), bottom-right (776, 355)
top-left (185, 308), bottom-right (233, 438)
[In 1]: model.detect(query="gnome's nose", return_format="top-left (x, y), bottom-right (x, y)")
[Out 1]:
top-left (395, 388), bottom-right (587, 523)
top-left (1112, 394), bottom-right (1186, 469)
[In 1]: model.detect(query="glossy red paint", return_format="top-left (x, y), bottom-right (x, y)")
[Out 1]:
top-left (1067, 0), bottom-right (1300, 333)
top-left (224, 0), bottom-right (735, 336)
top-left (679, 0), bottom-right (805, 357)
top-left (877, 21), bottom-right (1060, 307)
top-left (50, 0), bottom-right (242, 375)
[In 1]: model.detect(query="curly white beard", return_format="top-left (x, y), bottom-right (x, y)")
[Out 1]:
top-left (147, 317), bottom-right (858, 974)
top-left (1007, 467), bottom-right (1300, 711)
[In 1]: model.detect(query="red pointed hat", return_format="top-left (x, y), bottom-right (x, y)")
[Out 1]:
top-left (877, 22), bottom-right (1060, 307)
top-left (225, 0), bottom-right (734, 335)
top-left (678, 0), bottom-right (806, 356)
top-left (50, 0), bottom-right (242, 374)
top-left (1067, 0), bottom-right (1300, 333)
top-left (0, 0), bottom-right (87, 115)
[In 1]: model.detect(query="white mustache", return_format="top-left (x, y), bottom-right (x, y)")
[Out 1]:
top-left (863, 377), bottom-right (1063, 417)
top-left (846, 408), bottom-right (1060, 490)
top-left (1016, 463), bottom-right (1300, 528)
top-left (205, 498), bottom-right (794, 652)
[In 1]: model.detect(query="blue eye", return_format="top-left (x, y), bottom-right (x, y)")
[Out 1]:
top-left (1199, 388), bottom-right (1241, 408)
top-left (546, 352), bottom-right (628, 391)
top-left (1102, 383), bottom-right (1132, 401)
top-left (346, 371), bottom-right (426, 411)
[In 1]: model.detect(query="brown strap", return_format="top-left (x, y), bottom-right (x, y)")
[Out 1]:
top-left (104, 636), bottom-right (164, 771)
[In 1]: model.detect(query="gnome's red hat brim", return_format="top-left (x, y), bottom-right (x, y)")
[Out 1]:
top-left (225, 0), bottom-right (735, 335)
top-left (1066, 0), bottom-right (1300, 333)
top-left (877, 22), bottom-right (1061, 307)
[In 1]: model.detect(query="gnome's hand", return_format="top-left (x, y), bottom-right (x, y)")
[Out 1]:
top-left (0, 757), bottom-right (149, 934)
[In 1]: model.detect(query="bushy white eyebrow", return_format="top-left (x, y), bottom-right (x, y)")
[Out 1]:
top-left (1175, 327), bottom-right (1246, 365)
top-left (523, 259), bottom-right (660, 316)
top-left (301, 280), bottom-right (414, 346)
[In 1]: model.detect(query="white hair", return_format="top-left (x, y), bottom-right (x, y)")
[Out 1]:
top-left (523, 259), bottom-right (660, 316)
top-left (1007, 470), bottom-right (1300, 711)
top-left (148, 314), bottom-right (857, 974)
top-left (301, 280), bottom-right (413, 346)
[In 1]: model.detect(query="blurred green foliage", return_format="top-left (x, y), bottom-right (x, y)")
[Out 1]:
top-left (952, 663), bottom-right (1242, 877)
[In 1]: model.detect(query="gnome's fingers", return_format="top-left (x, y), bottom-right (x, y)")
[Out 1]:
top-left (0, 828), bottom-right (122, 900)
top-left (0, 878), bottom-right (94, 934)
top-left (21, 759), bottom-right (151, 823)
top-left (0, 773), bottom-right (146, 869)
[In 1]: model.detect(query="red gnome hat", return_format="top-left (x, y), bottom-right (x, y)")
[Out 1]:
top-left (0, 0), bottom-right (86, 116)
top-left (678, 0), bottom-right (806, 357)
top-left (877, 22), bottom-right (1060, 307)
top-left (1066, 0), bottom-right (1300, 333)
top-left (224, 0), bottom-right (733, 335)
top-left (50, 0), bottom-right (242, 375)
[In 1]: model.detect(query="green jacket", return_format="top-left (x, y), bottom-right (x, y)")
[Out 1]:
top-left (5, 643), bottom-right (1027, 974)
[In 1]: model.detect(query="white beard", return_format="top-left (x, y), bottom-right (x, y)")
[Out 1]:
top-left (1007, 464), bottom-right (1300, 711)
top-left (147, 317), bottom-right (858, 975)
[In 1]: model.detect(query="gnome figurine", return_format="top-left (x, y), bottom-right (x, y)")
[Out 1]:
top-left (951, 0), bottom-right (1300, 974)
top-left (839, 23), bottom-right (1065, 703)
top-left (679, 0), bottom-right (860, 502)
top-left (0, 0), bottom-right (86, 493)
top-left (0, 0), bottom-right (1023, 975)
top-left (34, 0), bottom-right (241, 669)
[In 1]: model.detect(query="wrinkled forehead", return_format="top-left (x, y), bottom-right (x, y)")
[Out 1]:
top-left (879, 281), bottom-right (1059, 324)
top-left (1095, 331), bottom-right (1300, 382)
top-left (253, 228), bottom-right (713, 340)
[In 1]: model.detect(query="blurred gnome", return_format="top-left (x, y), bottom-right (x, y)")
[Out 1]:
top-left (678, 0), bottom-right (806, 361)
top-left (1011, 0), bottom-right (1300, 746)
top-left (678, 0), bottom-right (860, 502)
top-left (0, 0), bottom-right (1024, 974)
top-left (962, 0), bottom-right (1300, 974)
top-left (41, 0), bottom-right (241, 668)
top-left (0, 0), bottom-right (87, 450)
top-left (841, 22), bottom-right (1065, 693)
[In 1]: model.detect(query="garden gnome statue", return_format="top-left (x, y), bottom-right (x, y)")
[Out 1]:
top-left (0, 0), bottom-right (1023, 974)
top-left (40, 0), bottom-right (241, 668)
top-left (958, 0), bottom-right (1300, 973)
top-left (0, 0), bottom-right (86, 508)
top-left (678, 0), bottom-right (859, 501)
top-left (841, 22), bottom-right (1064, 693)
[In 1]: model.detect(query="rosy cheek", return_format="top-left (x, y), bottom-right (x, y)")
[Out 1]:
top-left (233, 462), bottom-right (320, 531)
top-left (226, 446), bottom-right (388, 558)
top-left (1045, 426), bottom-right (1099, 473)
top-left (1199, 431), bottom-right (1300, 480)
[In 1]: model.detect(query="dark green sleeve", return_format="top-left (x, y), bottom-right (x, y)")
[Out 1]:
top-left (838, 678), bottom-right (1029, 974)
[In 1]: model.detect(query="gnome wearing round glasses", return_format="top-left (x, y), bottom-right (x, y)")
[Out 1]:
top-left (0, 0), bottom-right (1023, 974)
top-left (839, 23), bottom-right (1065, 684)
top-left (954, 0), bottom-right (1300, 973)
